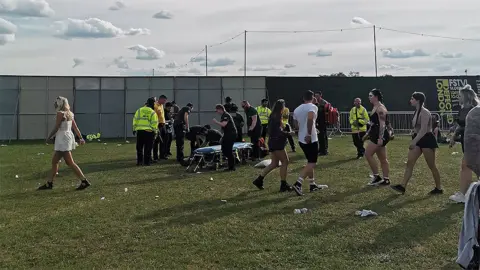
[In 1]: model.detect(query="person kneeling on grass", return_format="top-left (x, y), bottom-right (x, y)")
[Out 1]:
top-left (252, 99), bottom-right (295, 192)
top-left (213, 104), bottom-right (237, 171)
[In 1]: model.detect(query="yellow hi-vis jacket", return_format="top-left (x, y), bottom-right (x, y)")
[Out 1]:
top-left (282, 107), bottom-right (290, 125)
top-left (349, 105), bottom-right (369, 133)
top-left (256, 106), bottom-right (271, 125)
top-left (133, 106), bottom-right (158, 132)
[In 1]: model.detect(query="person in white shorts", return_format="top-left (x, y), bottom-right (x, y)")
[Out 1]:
top-left (292, 90), bottom-right (326, 196)
top-left (38, 96), bottom-right (90, 191)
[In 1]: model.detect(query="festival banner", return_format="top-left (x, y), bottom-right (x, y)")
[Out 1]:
top-left (435, 78), bottom-right (469, 124)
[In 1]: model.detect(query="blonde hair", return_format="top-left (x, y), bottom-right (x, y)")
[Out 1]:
top-left (459, 85), bottom-right (480, 108)
top-left (54, 96), bottom-right (73, 121)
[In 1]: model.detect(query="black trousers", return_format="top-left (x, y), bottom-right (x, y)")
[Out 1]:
top-left (261, 124), bottom-right (268, 139)
top-left (249, 129), bottom-right (261, 158)
top-left (190, 140), bottom-right (199, 155)
top-left (153, 124), bottom-right (167, 160)
top-left (221, 138), bottom-right (235, 169)
top-left (166, 132), bottom-right (173, 155)
top-left (236, 128), bottom-right (243, 142)
top-left (136, 130), bottom-right (155, 165)
top-left (318, 124), bottom-right (328, 154)
top-left (174, 125), bottom-right (185, 162)
top-left (352, 132), bottom-right (366, 156)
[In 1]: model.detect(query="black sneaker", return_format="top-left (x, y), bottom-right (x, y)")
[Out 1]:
top-left (38, 182), bottom-right (53, 190)
top-left (367, 175), bottom-right (384, 186)
top-left (391, 184), bottom-right (406, 194)
top-left (293, 182), bottom-right (303, 196)
top-left (310, 183), bottom-right (326, 192)
top-left (429, 188), bottom-right (444, 195)
top-left (76, 179), bottom-right (91, 191)
top-left (280, 181), bottom-right (293, 192)
top-left (252, 176), bottom-right (264, 190)
top-left (381, 178), bottom-right (391, 186)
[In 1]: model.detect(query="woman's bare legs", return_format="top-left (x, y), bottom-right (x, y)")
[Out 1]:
top-left (376, 147), bottom-right (390, 179)
top-left (365, 143), bottom-right (379, 175)
top-left (422, 148), bottom-right (442, 190)
top-left (62, 151), bottom-right (87, 180)
top-left (460, 157), bottom-right (473, 194)
top-left (49, 151), bottom-right (63, 182)
top-left (400, 147), bottom-right (422, 189)
top-left (276, 150), bottom-right (289, 181)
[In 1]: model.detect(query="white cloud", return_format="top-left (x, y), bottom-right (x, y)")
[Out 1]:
top-left (0, 17), bottom-right (17, 34)
top-left (72, 58), bottom-right (84, 68)
top-left (437, 52), bottom-right (463, 59)
top-left (128, 45), bottom-right (165, 60)
top-left (201, 57), bottom-right (235, 67)
top-left (284, 64), bottom-right (296, 69)
top-left (351, 17), bottom-right (371, 25)
top-left (307, 49), bottom-right (333, 57)
top-left (208, 67), bottom-right (228, 73)
top-left (0, 0), bottom-right (54, 17)
top-left (433, 65), bottom-right (454, 72)
top-left (190, 56), bottom-right (205, 62)
top-left (380, 48), bottom-right (429, 59)
top-left (109, 1), bottom-right (125, 11)
top-left (107, 56), bottom-right (129, 69)
top-left (239, 65), bottom-right (283, 71)
top-left (53, 18), bottom-right (150, 39)
top-left (379, 64), bottom-right (407, 70)
top-left (0, 33), bottom-right (14, 45)
top-left (164, 61), bottom-right (178, 68)
top-left (187, 67), bottom-right (202, 75)
top-left (153, 10), bottom-right (174, 19)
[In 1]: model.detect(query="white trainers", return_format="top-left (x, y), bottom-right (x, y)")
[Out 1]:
top-left (449, 192), bottom-right (466, 203)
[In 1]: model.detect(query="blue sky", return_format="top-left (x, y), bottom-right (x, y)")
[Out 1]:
top-left (0, 0), bottom-right (479, 76)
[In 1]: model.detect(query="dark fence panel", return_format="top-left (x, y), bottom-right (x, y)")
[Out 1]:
top-left (266, 76), bottom-right (480, 113)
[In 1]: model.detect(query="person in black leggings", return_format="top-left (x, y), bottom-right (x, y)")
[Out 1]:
top-left (364, 89), bottom-right (391, 186)
top-left (391, 92), bottom-right (442, 194)
top-left (213, 104), bottom-right (237, 171)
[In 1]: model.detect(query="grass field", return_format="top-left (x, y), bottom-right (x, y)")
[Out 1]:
top-left (0, 136), bottom-right (467, 269)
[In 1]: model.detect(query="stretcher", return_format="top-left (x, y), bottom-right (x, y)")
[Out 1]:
top-left (186, 142), bottom-right (253, 173)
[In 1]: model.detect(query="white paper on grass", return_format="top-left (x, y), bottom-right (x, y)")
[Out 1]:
top-left (254, 159), bottom-right (282, 168)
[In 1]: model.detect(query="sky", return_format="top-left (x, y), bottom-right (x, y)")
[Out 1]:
top-left (0, 0), bottom-right (479, 77)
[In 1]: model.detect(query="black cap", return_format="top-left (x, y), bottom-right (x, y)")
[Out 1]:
top-left (261, 98), bottom-right (268, 103)
top-left (146, 97), bottom-right (156, 107)
top-left (186, 103), bottom-right (193, 108)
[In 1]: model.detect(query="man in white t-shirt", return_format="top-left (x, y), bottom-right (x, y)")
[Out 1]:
top-left (292, 90), bottom-right (325, 196)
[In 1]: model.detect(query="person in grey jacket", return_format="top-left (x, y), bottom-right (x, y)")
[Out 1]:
top-left (456, 104), bottom-right (480, 269)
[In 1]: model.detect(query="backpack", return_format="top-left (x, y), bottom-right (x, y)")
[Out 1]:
top-left (324, 103), bottom-right (339, 125)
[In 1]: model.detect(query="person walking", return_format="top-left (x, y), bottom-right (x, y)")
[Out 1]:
top-left (282, 104), bottom-right (296, 152)
top-left (39, 96), bottom-right (90, 190)
top-left (213, 104), bottom-right (237, 171)
top-left (252, 99), bottom-right (294, 192)
top-left (349, 98), bottom-right (369, 159)
top-left (133, 97), bottom-right (158, 166)
top-left (391, 92), bottom-right (442, 194)
top-left (292, 91), bottom-right (327, 196)
top-left (315, 91), bottom-right (330, 156)
top-left (256, 99), bottom-right (271, 140)
top-left (241, 100), bottom-right (262, 159)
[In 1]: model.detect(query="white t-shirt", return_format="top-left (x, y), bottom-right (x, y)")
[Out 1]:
top-left (293, 103), bottom-right (318, 144)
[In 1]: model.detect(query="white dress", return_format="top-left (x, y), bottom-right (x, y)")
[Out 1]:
top-left (54, 113), bottom-right (76, 152)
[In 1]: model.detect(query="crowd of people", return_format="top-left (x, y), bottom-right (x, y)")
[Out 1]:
top-left (39, 87), bottom-right (480, 205)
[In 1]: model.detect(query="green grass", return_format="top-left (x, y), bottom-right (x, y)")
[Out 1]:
top-left (0, 136), bottom-right (466, 269)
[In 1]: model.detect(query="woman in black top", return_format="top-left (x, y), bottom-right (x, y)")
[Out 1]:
top-left (391, 92), bottom-right (442, 195)
top-left (449, 85), bottom-right (480, 203)
top-left (213, 104), bottom-right (237, 171)
top-left (252, 99), bottom-right (294, 192)
top-left (363, 89), bottom-right (391, 186)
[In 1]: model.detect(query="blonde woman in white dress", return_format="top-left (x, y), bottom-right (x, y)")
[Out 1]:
top-left (38, 96), bottom-right (91, 190)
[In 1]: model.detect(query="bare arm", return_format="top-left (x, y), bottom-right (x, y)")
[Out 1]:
top-left (47, 112), bottom-right (64, 140)
top-left (72, 119), bottom-right (83, 138)
top-left (307, 111), bottom-right (314, 136)
top-left (217, 121), bottom-right (228, 128)
top-left (184, 113), bottom-right (189, 130)
top-left (250, 115), bottom-right (257, 130)
top-left (377, 107), bottom-right (387, 139)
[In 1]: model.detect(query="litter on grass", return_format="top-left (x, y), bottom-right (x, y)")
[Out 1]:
top-left (355, 209), bottom-right (378, 217)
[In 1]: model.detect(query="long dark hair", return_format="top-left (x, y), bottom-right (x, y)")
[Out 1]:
top-left (412, 92), bottom-right (426, 126)
top-left (271, 99), bottom-right (285, 120)
top-left (370, 89), bottom-right (383, 103)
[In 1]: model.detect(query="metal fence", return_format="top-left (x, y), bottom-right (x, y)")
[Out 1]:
top-left (330, 111), bottom-right (458, 135)
top-left (0, 76), bottom-right (268, 141)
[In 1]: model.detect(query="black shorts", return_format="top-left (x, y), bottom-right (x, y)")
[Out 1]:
top-left (412, 132), bottom-right (438, 149)
top-left (299, 141), bottom-right (319, 163)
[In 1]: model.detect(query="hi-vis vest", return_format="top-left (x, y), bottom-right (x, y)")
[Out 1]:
top-left (349, 105), bottom-right (369, 132)
top-left (256, 106), bottom-right (271, 125)
top-left (133, 106), bottom-right (158, 132)
top-left (282, 107), bottom-right (290, 125)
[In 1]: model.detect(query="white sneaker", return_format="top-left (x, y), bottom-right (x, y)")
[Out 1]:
top-left (449, 192), bottom-right (466, 203)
